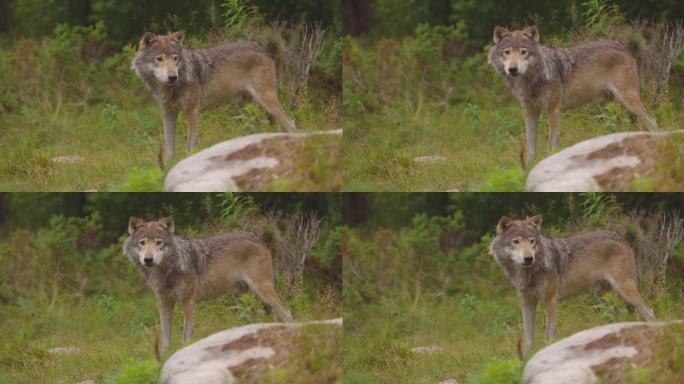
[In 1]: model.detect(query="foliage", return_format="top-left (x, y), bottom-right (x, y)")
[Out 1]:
top-left (478, 167), bottom-right (527, 192)
top-left (476, 357), bottom-right (522, 384)
top-left (112, 167), bottom-right (165, 192)
top-left (7, 0), bottom-right (336, 45)
top-left (112, 358), bottom-right (160, 384)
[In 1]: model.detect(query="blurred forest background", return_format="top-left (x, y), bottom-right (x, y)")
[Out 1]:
top-left (0, 0), bottom-right (341, 191)
top-left (344, 192), bottom-right (684, 383)
top-left (0, 192), bottom-right (342, 383)
top-left (343, 0), bottom-right (684, 191)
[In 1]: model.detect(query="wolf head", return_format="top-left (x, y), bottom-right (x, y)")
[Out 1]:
top-left (491, 215), bottom-right (543, 267)
top-left (488, 25), bottom-right (540, 78)
top-left (126, 217), bottom-right (176, 268)
top-left (132, 31), bottom-right (185, 86)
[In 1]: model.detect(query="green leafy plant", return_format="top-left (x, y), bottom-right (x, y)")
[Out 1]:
top-left (113, 167), bottom-right (164, 192)
top-left (112, 358), bottom-right (160, 384)
top-left (478, 167), bottom-right (526, 192)
top-left (476, 357), bottom-right (522, 384)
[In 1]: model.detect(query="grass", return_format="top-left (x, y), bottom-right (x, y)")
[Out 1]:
top-left (0, 90), bottom-right (339, 192)
top-left (0, 277), bottom-right (341, 383)
top-left (343, 36), bottom-right (684, 192)
top-left (344, 275), bottom-right (684, 384)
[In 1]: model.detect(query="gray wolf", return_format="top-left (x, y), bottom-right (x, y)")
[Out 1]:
top-left (131, 31), bottom-right (296, 164)
top-left (488, 25), bottom-right (658, 165)
top-left (124, 217), bottom-right (292, 353)
top-left (490, 215), bottom-right (655, 353)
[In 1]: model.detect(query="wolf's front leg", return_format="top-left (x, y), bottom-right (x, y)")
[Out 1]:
top-left (520, 292), bottom-right (538, 353)
top-left (185, 104), bottom-right (199, 152)
top-left (158, 296), bottom-right (175, 353)
top-left (182, 295), bottom-right (195, 342)
top-left (544, 294), bottom-right (558, 342)
top-left (523, 106), bottom-right (540, 166)
top-left (161, 105), bottom-right (179, 165)
top-left (547, 104), bottom-right (560, 151)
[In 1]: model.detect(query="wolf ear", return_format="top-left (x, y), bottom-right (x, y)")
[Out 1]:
top-left (139, 32), bottom-right (157, 50)
top-left (526, 215), bottom-right (543, 229)
top-left (128, 217), bottom-right (144, 234)
top-left (158, 217), bottom-right (175, 233)
top-left (496, 216), bottom-right (514, 235)
top-left (524, 25), bottom-right (540, 42)
top-left (493, 26), bottom-right (510, 44)
top-left (169, 31), bottom-right (185, 45)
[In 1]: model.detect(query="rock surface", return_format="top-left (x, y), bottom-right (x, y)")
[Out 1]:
top-left (526, 131), bottom-right (684, 192)
top-left (414, 155), bottom-right (446, 164)
top-left (47, 346), bottom-right (81, 355)
top-left (410, 345), bottom-right (444, 354)
top-left (524, 321), bottom-right (682, 384)
top-left (51, 155), bottom-right (83, 164)
top-left (165, 129), bottom-right (342, 192)
top-left (161, 318), bottom-right (342, 384)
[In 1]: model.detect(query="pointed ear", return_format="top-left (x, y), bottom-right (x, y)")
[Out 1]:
top-left (493, 26), bottom-right (510, 44)
top-left (139, 32), bottom-right (157, 50)
top-left (523, 25), bottom-right (540, 42)
top-left (128, 217), bottom-right (144, 235)
top-left (158, 217), bottom-right (175, 233)
top-left (168, 31), bottom-right (185, 45)
top-left (496, 216), bottom-right (514, 235)
top-left (526, 215), bottom-right (543, 229)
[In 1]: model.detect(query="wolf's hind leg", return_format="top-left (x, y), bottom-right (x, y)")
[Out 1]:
top-left (608, 80), bottom-right (658, 131)
top-left (245, 85), bottom-right (296, 132)
top-left (242, 274), bottom-right (293, 322)
top-left (605, 275), bottom-right (656, 321)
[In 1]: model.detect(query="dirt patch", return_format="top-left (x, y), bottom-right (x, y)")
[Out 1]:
top-left (219, 325), bottom-right (300, 384)
top-left (583, 324), bottom-right (662, 382)
top-left (587, 135), bottom-right (668, 190)
top-left (231, 133), bottom-right (341, 191)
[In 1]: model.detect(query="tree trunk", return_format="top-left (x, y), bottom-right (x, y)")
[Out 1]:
top-left (342, 0), bottom-right (372, 36)
top-left (0, 0), bottom-right (10, 33)
top-left (68, 0), bottom-right (91, 25)
top-left (343, 193), bottom-right (370, 226)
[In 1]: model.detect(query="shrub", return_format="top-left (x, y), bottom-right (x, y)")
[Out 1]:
top-left (476, 357), bottom-right (522, 384)
top-left (111, 358), bottom-right (160, 384)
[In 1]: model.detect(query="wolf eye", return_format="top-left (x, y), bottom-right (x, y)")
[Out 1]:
top-left (503, 49), bottom-right (511, 55)
top-left (521, 49), bottom-right (528, 55)
top-left (155, 55), bottom-right (163, 62)
top-left (155, 239), bottom-right (164, 246)
top-left (530, 238), bottom-right (536, 245)
top-left (172, 55), bottom-right (179, 62)
top-left (139, 239), bottom-right (146, 246)
top-left (512, 238), bottom-right (520, 245)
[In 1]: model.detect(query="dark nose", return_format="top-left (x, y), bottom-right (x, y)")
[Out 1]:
top-left (168, 75), bottom-right (178, 83)
top-left (508, 67), bottom-right (518, 75)
top-left (523, 256), bottom-right (533, 265)
top-left (144, 257), bottom-right (153, 266)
